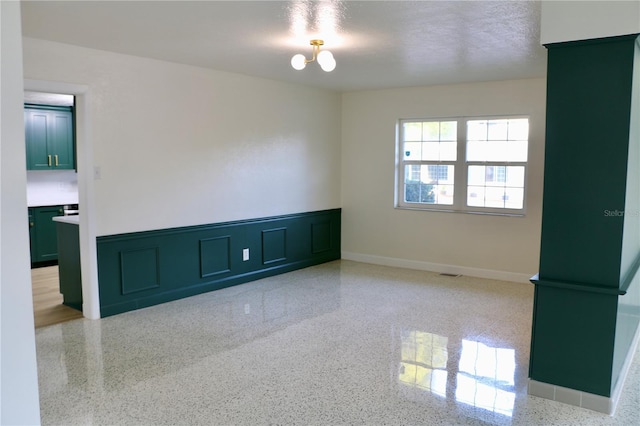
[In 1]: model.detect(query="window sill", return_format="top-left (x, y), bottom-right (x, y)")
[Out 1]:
top-left (395, 205), bottom-right (526, 217)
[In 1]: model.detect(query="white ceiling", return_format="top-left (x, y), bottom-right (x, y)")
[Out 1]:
top-left (20, 0), bottom-right (547, 92)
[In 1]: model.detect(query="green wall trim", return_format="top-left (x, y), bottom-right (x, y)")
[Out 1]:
top-left (97, 209), bottom-right (341, 317)
top-left (531, 274), bottom-right (626, 296)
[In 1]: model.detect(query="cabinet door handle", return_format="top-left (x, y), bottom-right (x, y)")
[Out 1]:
top-left (58, 209), bottom-right (63, 214)
top-left (55, 155), bottom-right (59, 166)
top-left (29, 222), bottom-right (34, 227)
top-left (48, 155), bottom-right (52, 166)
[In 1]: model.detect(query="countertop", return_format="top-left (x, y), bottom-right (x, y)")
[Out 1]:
top-left (52, 215), bottom-right (79, 225)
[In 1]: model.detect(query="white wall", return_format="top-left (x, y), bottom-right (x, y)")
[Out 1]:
top-left (541, 0), bottom-right (640, 45)
top-left (341, 79), bottom-right (546, 280)
top-left (0, 2), bottom-right (42, 424)
top-left (22, 37), bottom-right (342, 237)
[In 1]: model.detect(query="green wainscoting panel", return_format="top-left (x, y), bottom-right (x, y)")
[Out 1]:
top-left (199, 236), bottom-right (231, 278)
top-left (262, 227), bottom-right (286, 265)
top-left (120, 247), bottom-right (160, 295)
top-left (97, 209), bottom-right (341, 317)
top-left (311, 220), bottom-right (332, 254)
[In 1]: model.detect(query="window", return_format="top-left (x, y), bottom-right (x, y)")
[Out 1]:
top-left (397, 117), bottom-right (528, 214)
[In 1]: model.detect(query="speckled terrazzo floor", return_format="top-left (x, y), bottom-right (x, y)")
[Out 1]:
top-left (36, 260), bottom-right (640, 425)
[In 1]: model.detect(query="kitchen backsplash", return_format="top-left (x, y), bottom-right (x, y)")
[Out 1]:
top-left (27, 170), bottom-right (78, 207)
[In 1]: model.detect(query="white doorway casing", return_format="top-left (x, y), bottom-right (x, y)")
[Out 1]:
top-left (24, 79), bottom-right (100, 320)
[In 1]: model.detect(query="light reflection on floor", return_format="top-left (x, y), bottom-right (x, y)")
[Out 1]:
top-left (398, 329), bottom-right (516, 418)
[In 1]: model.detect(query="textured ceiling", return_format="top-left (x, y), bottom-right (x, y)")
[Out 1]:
top-left (20, 0), bottom-right (547, 92)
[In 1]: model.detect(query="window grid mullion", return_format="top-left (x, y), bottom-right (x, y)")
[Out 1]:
top-left (453, 119), bottom-right (467, 209)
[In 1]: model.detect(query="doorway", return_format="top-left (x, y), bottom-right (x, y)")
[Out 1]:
top-left (24, 79), bottom-right (101, 321)
top-left (25, 90), bottom-right (83, 327)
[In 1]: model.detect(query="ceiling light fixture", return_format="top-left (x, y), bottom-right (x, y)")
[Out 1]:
top-left (291, 39), bottom-right (336, 72)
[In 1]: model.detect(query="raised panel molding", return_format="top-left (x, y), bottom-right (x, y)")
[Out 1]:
top-left (262, 227), bottom-right (287, 264)
top-left (200, 236), bottom-right (231, 278)
top-left (120, 247), bottom-right (160, 295)
top-left (311, 220), bottom-right (331, 254)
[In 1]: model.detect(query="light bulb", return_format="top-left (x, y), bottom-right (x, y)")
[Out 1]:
top-left (317, 50), bottom-right (336, 72)
top-left (291, 54), bottom-right (307, 70)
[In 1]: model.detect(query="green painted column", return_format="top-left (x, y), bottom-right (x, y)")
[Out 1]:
top-left (531, 34), bottom-right (640, 398)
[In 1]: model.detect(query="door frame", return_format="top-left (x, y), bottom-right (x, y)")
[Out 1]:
top-left (24, 79), bottom-right (100, 319)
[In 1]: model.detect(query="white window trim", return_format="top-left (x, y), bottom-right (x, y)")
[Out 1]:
top-left (395, 115), bottom-right (529, 216)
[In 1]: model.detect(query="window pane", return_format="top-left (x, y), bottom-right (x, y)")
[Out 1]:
top-left (487, 120), bottom-right (508, 140)
top-left (402, 165), bottom-right (454, 206)
top-left (467, 118), bottom-right (528, 164)
top-left (426, 165), bottom-right (453, 183)
top-left (485, 141), bottom-right (508, 162)
top-left (422, 142), bottom-right (440, 161)
top-left (435, 184), bottom-right (454, 205)
top-left (467, 165), bottom-right (524, 210)
top-left (440, 142), bottom-right (457, 161)
top-left (403, 122), bottom-right (422, 141)
top-left (404, 142), bottom-right (421, 160)
top-left (405, 183), bottom-right (420, 203)
top-left (485, 166), bottom-right (506, 186)
top-left (423, 122), bottom-right (440, 141)
top-left (468, 166), bottom-right (485, 186)
top-left (485, 187), bottom-right (506, 208)
top-left (467, 186), bottom-right (485, 207)
top-left (508, 119), bottom-right (529, 140)
top-left (404, 165), bottom-right (436, 204)
top-left (504, 188), bottom-right (524, 209)
top-left (440, 121), bottom-right (457, 141)
top-left (505, 166), bottom-right (525, 187)
top-left (467, 121), bottom-right (487, 141)
top-left (507, 140), bottom-right (528, 162)
top-left (405, 165), bottom-right (421, 182)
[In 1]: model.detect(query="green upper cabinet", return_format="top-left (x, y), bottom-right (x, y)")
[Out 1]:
top-left (25, 106), bottom-right (75, 170)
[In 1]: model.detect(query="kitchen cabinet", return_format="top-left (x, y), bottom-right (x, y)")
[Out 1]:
top-left (29, 205), bottom-right (65, 264)
top-left (54, 217), bottom-right (82, 311)
top-left (25, 106), bottom-right (74, 170)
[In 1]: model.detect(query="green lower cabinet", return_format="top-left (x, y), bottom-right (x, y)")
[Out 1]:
top-left (56, 221), bottom-right (82, 311)
top-left (28, 209), bottom-right (36, 262)
top-left (30, 205), bottom-right (64, 264)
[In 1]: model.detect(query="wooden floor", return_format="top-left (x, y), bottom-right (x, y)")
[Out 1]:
top-left (32, 265), bottom-right (83, 328)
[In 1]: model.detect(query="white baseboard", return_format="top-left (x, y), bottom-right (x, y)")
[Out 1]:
top-left (340, 251), bottom-right (533, 283)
